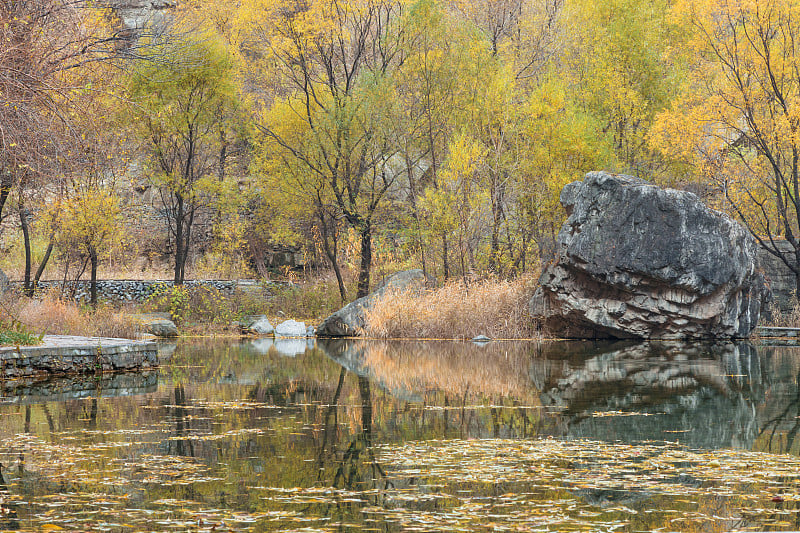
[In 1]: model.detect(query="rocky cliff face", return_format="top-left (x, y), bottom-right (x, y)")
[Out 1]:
top-left (110, 0), bottom-right (175, 31)
top-left (530, 171), bottom-right (769, 339)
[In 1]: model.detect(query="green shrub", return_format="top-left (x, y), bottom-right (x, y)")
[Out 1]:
top-left (143, 284), bottom-right (273, 327)
top-left (0, 320), bottom-right (42, 346)
top-left (266, 275), bottom-right (355, 321)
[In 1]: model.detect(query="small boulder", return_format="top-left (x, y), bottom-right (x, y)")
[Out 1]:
top-left (145, 319), bottom-right (179, 337)
top-left (275, 319), bottom-right (308, 337)
top-left (317, 269), bottom-right (428, 337)
top-left (240, 315), bottom-right (274, 335)
top-left (130, 313), bottom-right (178, 337)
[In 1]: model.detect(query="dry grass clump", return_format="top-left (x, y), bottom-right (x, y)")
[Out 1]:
top-left (764, 294), bottom-right (800, 327)
top-left (365, 277), bottom-right (539, 339)
top-left (10, 293), bottom-right (142, 339)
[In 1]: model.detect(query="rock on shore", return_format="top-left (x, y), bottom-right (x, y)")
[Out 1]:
top-left (317, 269), bottom-right (428, 337)
top-left (530, 171), bottom-right (769, 339)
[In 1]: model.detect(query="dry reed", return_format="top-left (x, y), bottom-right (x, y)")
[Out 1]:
top-left (10, 293), bottom-right (143, 339)
top-left (364, 277), bottom-right (539, 339)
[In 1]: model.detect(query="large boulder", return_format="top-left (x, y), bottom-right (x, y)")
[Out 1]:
top-left (530, 171), bottom-right (769, 339)
top-left (317, 269), bottom-right (428, 337)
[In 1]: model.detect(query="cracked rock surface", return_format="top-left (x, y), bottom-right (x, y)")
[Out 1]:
top-left (530, 171), bottom-right (769, 339)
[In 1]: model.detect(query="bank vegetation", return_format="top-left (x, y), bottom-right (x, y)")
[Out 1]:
top-left (2, 0), bottom-right (800, 334)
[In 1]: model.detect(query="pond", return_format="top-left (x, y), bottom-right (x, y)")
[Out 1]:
top-left (0, 338), bottom-right (799, 531)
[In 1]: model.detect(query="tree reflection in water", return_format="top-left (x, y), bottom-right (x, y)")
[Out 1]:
top-left (0, 339), bottom-right (799, 531)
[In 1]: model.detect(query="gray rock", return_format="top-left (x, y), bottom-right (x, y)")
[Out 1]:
top-left (530, 171), bottom-right (770, 339)
top-left (757, 239), bottom-right (793, 318)
top-left (275, 319), bottom-right (308, 337)
top-left (144, 319), bottom-right (179, 337)
top-left (317, 269), bottom-right (428, 337)
top-left (0, 268), bottom-right (8, 295)
top-left (306, 325), bottom-right (316, 337)
top-left (130, 313), bottom-right (178, 337)
top-left (240, 315), bottom-right (274, 335)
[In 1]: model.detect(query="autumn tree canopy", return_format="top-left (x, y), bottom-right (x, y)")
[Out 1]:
top-left (5, 0), bottom-right (800, 301)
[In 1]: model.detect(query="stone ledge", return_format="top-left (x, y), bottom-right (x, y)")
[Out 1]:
top-left (755, 326), bottom-right (800, 338)
top-left (0, 335), bottom-right (158, 378)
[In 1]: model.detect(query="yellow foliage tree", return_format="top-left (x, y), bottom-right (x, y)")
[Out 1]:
top-left (54, 188), bottom-right (124, 306)
top-left (652, 0), bottom-right (800, 287)
top-left (563, 0), bottom-right (681, 175)
top-left (252, 0), bottom-right (406, 298)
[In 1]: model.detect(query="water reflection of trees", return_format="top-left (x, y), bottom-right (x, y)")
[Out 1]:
top-left (754, 345), bottom-right (800, 455)
top-left (318, 339), bottom-right (800, 454)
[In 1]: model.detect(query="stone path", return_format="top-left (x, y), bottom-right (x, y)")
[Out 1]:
top-left (0, 335), bottom-right (158, 378)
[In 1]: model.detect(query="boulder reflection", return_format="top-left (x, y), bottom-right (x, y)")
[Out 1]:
top-left (319, 339), bottom-right (800, 454)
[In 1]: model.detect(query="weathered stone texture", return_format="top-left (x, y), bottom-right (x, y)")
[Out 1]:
top-left (530, 171), bottom-right (769, 339)
top-left (275, 320), bottom-right (310, 338)
top-left (8, 279), bottom-right (266, 305)
top-left (130, 313), bottom-right (178, 337)
top-left (239, 315), bottom-right (274, 335)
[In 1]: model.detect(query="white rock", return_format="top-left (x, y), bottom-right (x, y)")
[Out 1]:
top-left (275, 319), bottom-right (308, 337)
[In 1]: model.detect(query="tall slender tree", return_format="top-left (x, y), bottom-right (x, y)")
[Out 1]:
top-left (128, 29), bottom-right (239, 285)
top-left (253, 0), bottom-right (407, 298)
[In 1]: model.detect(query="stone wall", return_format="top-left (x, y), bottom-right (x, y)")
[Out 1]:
top-left (0, 336), bottom-right (158, 378)
top-left (758, 241), bottom-right (797, 317)
top-left (8, 279), bottom-right (258, 305)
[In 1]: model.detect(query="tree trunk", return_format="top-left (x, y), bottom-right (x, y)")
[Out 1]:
top-left (406, 155), bottom-right (428, 279)
top-left (33, 235), bottom-right (54, 290)
top-left (89, 245), bottom-right (98, 307)
top-left (441, 233), bottom-right (450, 280)
top-left (174, 194), bottom-right (185, 285)
top-left (490, 180), bottom-right (502, 273)
top-left (19, 201), bottom-right (32, 297)
top-left (356, 222), bottom-right (372, 299)
top-left (318, 210), bottom-right (347, 303)
top-left (0, 175), bottom-right (12, 224)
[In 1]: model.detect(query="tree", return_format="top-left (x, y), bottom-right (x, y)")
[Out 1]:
top-left (54, 187), bottom-right (124, 306)
top-left (652, 0), bottom-right (800, 289)
top-left (127, 28), bottom-right (239, 285)
top-left (1, 0), bottom-right (137, 293)
top-left (252, 0), bottom-right (406, 298)
top-left (392, 0), bottom-right (476, 279)
top-left (562, 0), bottom-right (681, 176)
top-left (516, 77), bottom-right (612, 262)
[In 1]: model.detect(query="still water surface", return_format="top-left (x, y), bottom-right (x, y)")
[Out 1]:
top-left (0, 338), bottom-right (799, 531)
